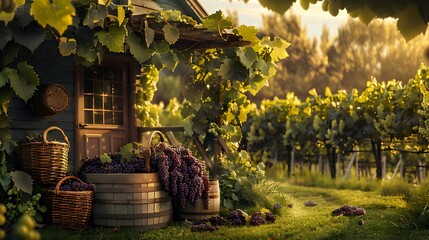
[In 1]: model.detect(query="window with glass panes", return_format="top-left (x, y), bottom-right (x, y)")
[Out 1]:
top-left (83, 66), bottom-right (124, 125)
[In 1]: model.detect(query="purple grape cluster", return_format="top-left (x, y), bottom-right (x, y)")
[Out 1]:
top-left (23, 135), bottom-right (43, 143)
top-left (190, 223), bottom-right (219, 232)
top-left (332, 206), bottom-right (366, 216)
top-left (150, 143), bottom-right (210, 209)
top-left (304, 201), bottom-right (317, 207)
top-left (227, 210), bottom-right (246, 226)
top-left (208, 216), bottom-right (228, 226)
top-left (264, 212), bottom-right (276, 223)
top-left (189, 211), bottom-right (276, 232)
top-left (56, 181), bottom-right (96, 191)
top-left (78, 152), bottom-right (147, 176)
top-left (249, 212), bottom-right (266, 226)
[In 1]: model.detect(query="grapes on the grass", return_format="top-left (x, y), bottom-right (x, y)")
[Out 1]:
top-left (332, 206), bottom-right (366, 216)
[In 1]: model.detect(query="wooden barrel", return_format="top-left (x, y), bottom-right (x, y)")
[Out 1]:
top-left (85, 173), bottom-right (172, 229)
top-left (179, 180), bottom-right (220, 220)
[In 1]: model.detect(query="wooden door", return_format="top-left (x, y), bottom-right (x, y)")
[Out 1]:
top-left (76, 58), bottom-right (136, 170)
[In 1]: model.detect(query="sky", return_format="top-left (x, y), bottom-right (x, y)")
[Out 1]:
top-left (198, 0), bottom-right (349, 39)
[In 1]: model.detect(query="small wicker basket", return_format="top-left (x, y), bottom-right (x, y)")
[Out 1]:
top-left (19, 126), bottom-right (69, 185)
top-left (46, 176), bottom-right (94, 230)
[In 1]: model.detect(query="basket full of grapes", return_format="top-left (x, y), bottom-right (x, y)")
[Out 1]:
top-left (45, 176), bottom-right (95, 230)
top-left (19, 126), bottom-right (70, 186)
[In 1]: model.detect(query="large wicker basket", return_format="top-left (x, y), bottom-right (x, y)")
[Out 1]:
top-left (19, 126), bottom-right (69, 186)
top-left (46, 176), bottom-right (94, 230)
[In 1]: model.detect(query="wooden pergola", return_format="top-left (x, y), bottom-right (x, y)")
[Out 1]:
top-left (128, 15), bottom-right (252, 51)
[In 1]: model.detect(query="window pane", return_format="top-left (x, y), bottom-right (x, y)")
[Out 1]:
top-left (84, 110), bottom-right (93, 124)
top-left (104, 96), bottom-right (112, 110)
top-left (103, 82), bottom-right (112, 94)
top-left (113, 112), bottom-right (123, 125)
top-left (112, 83), bottom-right (122, 96)
top-left (94, 111), bottom-right (103, 124)
top-left (94, 96), bottom-right (103, 109)
top-left (84, 95), bottom-right (93, 109)
top-left (113, 97), bottom-right (123, 110)
top-left (104, 112), bottom-right (113, 124)
top-left (84, 80), bottom-right (93, 93)
top-left (94, 80), bottom-right (103, 94)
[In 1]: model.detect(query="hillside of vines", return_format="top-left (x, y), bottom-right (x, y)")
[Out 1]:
top-left (244, 64), bottom-right (429, 181)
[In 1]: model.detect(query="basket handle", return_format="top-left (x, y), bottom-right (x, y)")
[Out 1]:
top-left (43, 126), bottom-right (70, 147)
top-left (54, 176), bottom-right (83, 195)
top-left (140, 131), bottom-right (167, 173)
top-left (140, 130), bottom-right (166, 148)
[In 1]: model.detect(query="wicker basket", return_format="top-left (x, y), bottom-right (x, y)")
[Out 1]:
top-left (19, 126), bottom-right (69, 185)
top-left (46, 176), bottom-right (94, 230)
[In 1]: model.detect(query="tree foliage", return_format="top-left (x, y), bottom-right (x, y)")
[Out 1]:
top-left (255, 13), bottom-right (429, 101)
top-left (249, 0), bottom-right (429, 41)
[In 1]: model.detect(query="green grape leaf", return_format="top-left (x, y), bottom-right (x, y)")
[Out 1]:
top-left (15, 2), bottom-right (33, 28)
top-left (150, 53), bottom-right (163, 70)
top-left (9, 62), bottom-right (39, 102)
top-left (183, 120), bottom-right (194, 136)
top-left (0, 172), bottom-right (10, 190)
top-left (144, 20), bottom-right (154, 47)
top-left (237, 47), bottom-right (257, 69)
top-left (10, 171), bottom-right (33, 194)
top-left (0, 23), bottom-right (12, 50)
top-left (59, 37), bottom-right (77, 56)
top-left (160, 52), bottom-right (179, 71)
top-left (117, 5), bottom-right (125, 26)
top-left (162, 24), bottom-right (179, 45)
top-left (160, 10), bottom-right (182, 22)
top-left (236, 25), bottom-right (259, 45)
top-left (83, 3), bottom-right (107, 29)
top-left (30, 0), bottom-right (76, 35)
top-left (0, 87), bottom-right (13, 114)
top-left (202, 10), bottom-right (233, 32)
top-left (154, 40), bottom-right (169, 54)
top-left (11, 22), bottom-right (46, 53)
top-left (75, 27), bottom-right (97, 63)
top-left (395, 4), bottom-right (427, 41)
top-left (219, 58), bottom-right (248, 81)
top-left (126, 31), bottom-right (152, 63)
top-left (261, 36), bottom-right (290, 62)
top-left (0, 69), bottom-right (8, 88)
top-left (258, 0), bottom-right (294, 14)
top-left (119, 143), bottom-right (133, 162)
top-left (100, 153), bottom-right (112, 164)
top-left (1, 139), bottom-right (17, 155)
top-left (0, 43), bottom-right (19, 68)
top-left (95, 22), bottom-right (127, 53)
top-left (254, 59), bottom-right (269, 76)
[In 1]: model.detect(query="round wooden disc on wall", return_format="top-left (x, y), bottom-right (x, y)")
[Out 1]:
top-left (32, 84), bottom-right (70, 116)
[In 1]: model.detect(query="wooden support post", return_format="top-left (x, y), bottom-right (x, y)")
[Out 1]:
top-left (355, 147), bottom-right (359, 179)
top-left (392, 155), bottom-right (403, 180)
top-left (343, 152), bottom-right (357, 180)
top-left (382, 155), bottom-right (387, 180)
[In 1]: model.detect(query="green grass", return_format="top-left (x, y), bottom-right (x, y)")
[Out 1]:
top-left (40, 182), bottom-right (429, 240)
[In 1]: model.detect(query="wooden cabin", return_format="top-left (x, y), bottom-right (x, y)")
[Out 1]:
top-left (8, 0), bottom-right (250, 174)
top-left (9, 1), bottom-right (208, 173)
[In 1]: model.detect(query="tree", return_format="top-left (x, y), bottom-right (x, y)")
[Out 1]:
top-left (325, 18), bottom-right (429, 93)
top-left (252, 11), bottom-right (323, 101)
top-left (245, 0), bottom-right (429, 41)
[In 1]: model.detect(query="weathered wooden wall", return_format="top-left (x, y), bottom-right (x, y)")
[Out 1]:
top-left (9, 41), bottom-right (76, 173)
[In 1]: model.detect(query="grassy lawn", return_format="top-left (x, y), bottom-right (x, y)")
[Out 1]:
top-left (40, 182), bottom-right (429, 240)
